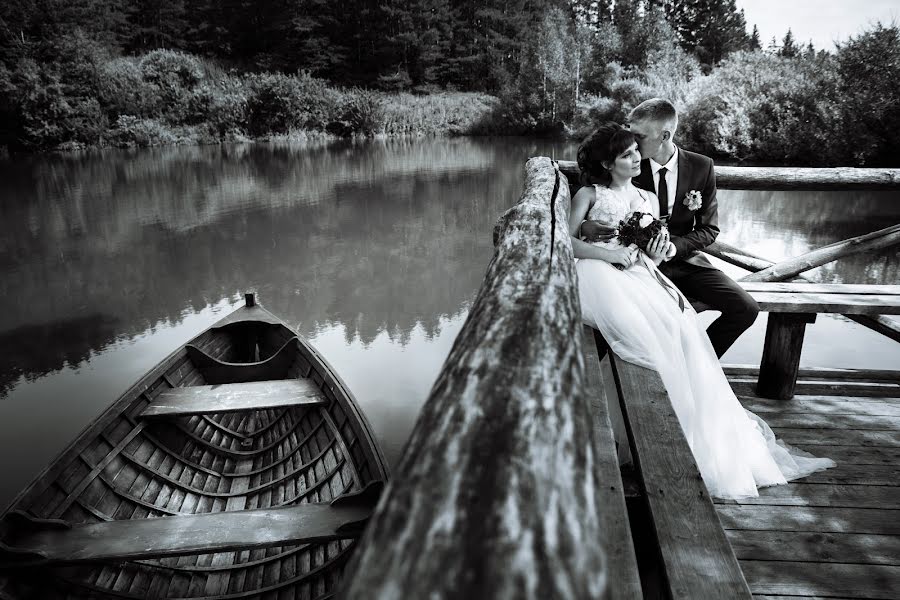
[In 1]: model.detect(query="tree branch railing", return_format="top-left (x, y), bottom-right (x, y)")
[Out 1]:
top-left (340, 158), bottom-right (609, 599)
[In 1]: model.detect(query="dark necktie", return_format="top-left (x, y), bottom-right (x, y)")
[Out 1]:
top-left (657, 167), bottom-right (669, 218)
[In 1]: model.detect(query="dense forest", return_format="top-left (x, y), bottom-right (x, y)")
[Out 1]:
top-left (1, 0), bottom-right (898, 165)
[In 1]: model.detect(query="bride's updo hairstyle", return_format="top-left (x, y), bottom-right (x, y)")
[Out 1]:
top-left (577, 122), bottom-right (636, 187)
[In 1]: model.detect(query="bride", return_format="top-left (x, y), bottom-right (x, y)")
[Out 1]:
top-left (571, 122), bottom-right (834, 500)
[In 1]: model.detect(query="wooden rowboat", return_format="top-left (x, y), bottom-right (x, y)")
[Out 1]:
top-left (0, 294), bottom-right (388, 599)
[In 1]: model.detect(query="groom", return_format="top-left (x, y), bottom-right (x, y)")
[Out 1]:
top-left (582, 98), bottom-right (759, 357)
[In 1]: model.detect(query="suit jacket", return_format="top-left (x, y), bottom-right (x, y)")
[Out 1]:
top-left (633, 147), bottom-right (719, 273)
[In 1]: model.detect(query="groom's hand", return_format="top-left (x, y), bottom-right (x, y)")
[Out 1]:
top-left (581, 220), bottom-right (617, 242)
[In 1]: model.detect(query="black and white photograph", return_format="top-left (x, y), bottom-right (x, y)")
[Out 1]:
top-left (0, 0), bottom-right (898, 597)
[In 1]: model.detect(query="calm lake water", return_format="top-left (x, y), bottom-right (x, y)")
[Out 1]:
top-left (1, 138), bottom-right (898, 511)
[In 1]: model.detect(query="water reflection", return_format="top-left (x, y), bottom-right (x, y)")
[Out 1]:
top-left (0, 139), bottom-right (898, 511)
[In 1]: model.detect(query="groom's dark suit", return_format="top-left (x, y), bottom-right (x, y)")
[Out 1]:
top-left (634, 148), bottom-right (759, 357)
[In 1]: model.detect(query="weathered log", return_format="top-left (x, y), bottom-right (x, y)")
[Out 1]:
top-left (706, 241), bottom-right (900, 343)
top-left (740, 224), bottom-right (900, 282)
top-left (706, 242), bottom-right (779, 272)
top-left (341, 158), bottom-right (609, 599)
top-left (557, 161), bottom-right (900, 191)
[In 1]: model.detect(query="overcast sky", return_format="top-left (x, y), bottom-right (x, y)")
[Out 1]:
top-left (735, 0), bottom-right (899, 51)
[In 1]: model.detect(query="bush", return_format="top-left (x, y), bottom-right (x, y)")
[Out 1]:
top-left (97, 57), bottom-right (158, 119)
top-left (379, 92), bottom-right (498, 136)
top-left (836, 23), bottom-right (900, 165)
top-left (138, 50), bottom-right (205, 123)
top-left (570, 95), bottom-right (625, 139)
top-left (333, 89), bottom-right (383, 135)
top-left (17, 60), bottom-right (107, 147)
top-left (140, 50), bottom-right (203, 92)
top-left (107, 115), bottom-right (180, 147)
top-left (677, 51), bottom-right (844, 163)
top-left (185, 79), bottom-right (248, 137)
top-left (245, 71), bottom-right (336, 135)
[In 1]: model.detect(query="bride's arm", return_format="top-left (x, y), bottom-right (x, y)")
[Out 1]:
top-left (570, 187), bottom-right (635, 266)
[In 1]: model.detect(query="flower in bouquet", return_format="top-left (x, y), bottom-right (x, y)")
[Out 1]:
top-left (684, 190), bottom-right (702, 211)
top-left (616, 211), bottom-right (666, 252)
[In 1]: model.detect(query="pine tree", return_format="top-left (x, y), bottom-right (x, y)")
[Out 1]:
top-left (125, 0), bottom-right (187, 51)
top-left (779, 28), bottom-right (799, 58)
top-left (749, 24), bottom-right (761, 50)
top-left (372, 0), bottom-right (452, 90)
top-left (805, 41), bottom-right (815, 58)
top-left (612, 0), bottom-right (642, 67)
top-left (668, 0), bottom-right (749, 66)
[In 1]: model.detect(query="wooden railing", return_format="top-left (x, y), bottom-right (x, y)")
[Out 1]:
top-left (340, 158), bottom-right (611, 599)
top-left (341, 159), bottom-right (900, 599)
top-left (556, 161), bottom-right (900, 190)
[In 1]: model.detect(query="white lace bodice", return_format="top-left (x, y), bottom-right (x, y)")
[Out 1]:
top-left (586, 183), bottom-right (653, 226)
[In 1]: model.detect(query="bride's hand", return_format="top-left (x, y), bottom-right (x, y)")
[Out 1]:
top-left (609, 245), bottom-right (639, 269)
top-left (647, 230), bottom-right (671, 263)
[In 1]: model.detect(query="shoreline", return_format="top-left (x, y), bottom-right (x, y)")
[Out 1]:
top-left (0, 130), bottom-right (877, 169)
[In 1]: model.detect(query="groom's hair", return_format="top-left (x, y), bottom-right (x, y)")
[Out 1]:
top-left (629, 98), bottom-right (678, 132)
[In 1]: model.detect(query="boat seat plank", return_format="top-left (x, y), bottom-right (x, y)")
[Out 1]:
top-left (186, 338), bottom-right (297, 384)
top-left (607, 348), bottom-right (752, 599)
top-left (0, 493), bottom-right (376, 566)
top-left (140, 380), bottom-right (327, 418)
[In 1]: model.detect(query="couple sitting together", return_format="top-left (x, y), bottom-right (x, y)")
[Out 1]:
top-left (572, 98), bottom-right (833, 499)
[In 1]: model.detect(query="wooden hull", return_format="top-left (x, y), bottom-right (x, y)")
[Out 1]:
top-left (0, 301), bottom-right (388, 599)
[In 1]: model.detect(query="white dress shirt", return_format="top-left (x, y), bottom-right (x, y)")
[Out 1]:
top-left (649, 147), bottom-right (679, 217)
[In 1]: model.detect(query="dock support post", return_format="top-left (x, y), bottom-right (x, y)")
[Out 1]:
top-left (757, 313), bottom-right (817, 400)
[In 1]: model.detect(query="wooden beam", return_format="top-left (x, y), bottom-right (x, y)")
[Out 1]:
top-left (0, 498), bottom-right (375, 566)
top-left (140, 379), bottom-right (327, 418)
top-left (740, 560), bottom-right (900, 599)
top-left (581, 326), bottom-right (642, 600)
top-left (556, 161), bottom-right (900, 191)
top-left (608, 353), bottom-right (752, 599)
top-left (725, 529), bottom-right (900, 565)
top-left (739, 224), bottom-right (900, 282)
top-left (748, 291), bottom-right (900, 315)
top-left (717, 504), bottom-right (900, 535)
top-left (738, 283), bottom-right (900, 295)
top-left (706, 241), bottom-right (900, 343)
top-left (341, 157), bottom-right (610, 600)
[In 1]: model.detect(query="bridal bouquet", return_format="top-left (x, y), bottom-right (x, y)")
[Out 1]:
top-left (616, 211), bottom-right (666, 251)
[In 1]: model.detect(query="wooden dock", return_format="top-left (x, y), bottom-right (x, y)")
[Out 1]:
top-left (718, 366), bottom-right (900, 600)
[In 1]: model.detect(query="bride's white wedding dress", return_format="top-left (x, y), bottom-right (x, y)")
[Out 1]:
top-left (576, 182), bottom-right (834, 500)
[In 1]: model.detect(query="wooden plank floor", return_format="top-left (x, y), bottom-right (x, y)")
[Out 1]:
top-left (717, 367), bottom-right (900, 600)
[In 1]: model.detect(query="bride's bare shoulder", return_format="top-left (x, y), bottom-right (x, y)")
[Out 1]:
top-left (572, 183), bottom-right (598, 207)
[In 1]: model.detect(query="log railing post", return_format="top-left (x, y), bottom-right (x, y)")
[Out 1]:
top-left (340, 158), bottom-right (609, 600)
top-left (757, 313), bottom-right (818, 400)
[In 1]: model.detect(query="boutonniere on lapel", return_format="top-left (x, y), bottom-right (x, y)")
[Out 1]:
top-left (684, 190), bottom-right (703, 211)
